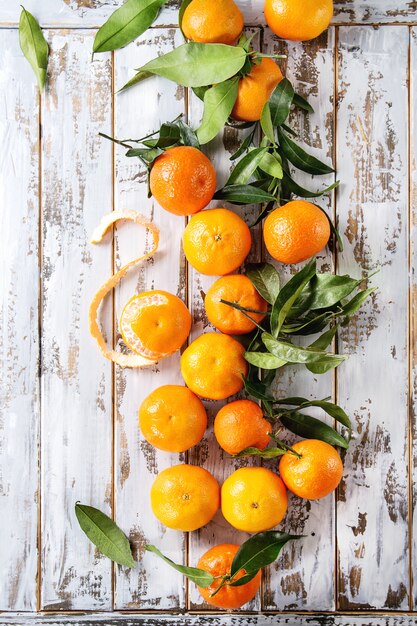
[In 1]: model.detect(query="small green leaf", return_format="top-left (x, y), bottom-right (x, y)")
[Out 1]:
top-left (234, 446), bottom-right (287, 459)
top-left (126, 146), bottom-right (164, 164)
top-left (296, 274), bottom-right (361, 312)
top-left (292, 92), bottom-right (314, 113)
top-left (306, 354), bottom-right (347, 374)
top-left (230, 128), bottom-right (256, 161)
top-left (280, 412), bottom-right (349, 448)
top-left (93, 0), bottom-right (166, 54)
top-left (179, 0), bottom-right (193, 36)
top-left (258, 151), bottom-right (283, 180)
top-left (245, 351), bottom-right (286, 370)
top-left (246, 262), bottom-right (280, 305)
top-left (145, 545), bottom-right (214, 587)
top-left (192, 85), bottom-right (210, 101)
top-left (213, 184), bottom-right (276, 205)
top-left (268, 78), bottom-right (295, 127)
top-left (75, 503), bottom-right (136, 568)
top-left (227, 147), bottom-right (268, 185)
top-left (278, 127), bottom-right (334, 175)
top-left (260, 103), bottom-right (275, 143)
top-left (308, 326), bottom-right (337, 351)
top-left (282, 171), bottom-right (339, 199)
top-left (177, 119), bottom-right (200, 147)
top-left (262, 333), bottom-right (347, 367)
top-left (19, 7), bottom-right (49, 91)
top-left (196, 77), bottom-right (239, 144)
top-left (340, 287), bottom-right (377, 317)
top-left (243, 377), bottom-right (274, 403)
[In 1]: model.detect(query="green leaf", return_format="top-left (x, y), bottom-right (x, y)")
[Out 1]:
top-left (280, 412), bottom-right (349, 448)
top-left (282, 171), bottom-right (339, 199)
top-left (269, 78), bottom-right (295, 127)
top-left (229, 532), bottom-right (300, 584)
top-left (126, 146), bottom-right (164, 164)
top-left (308, 326), bottom-right (337, 350)
top-left (196, 77), bottom-right (239, 145)
top-left (296, 274), bottom-right (361, 311)
top-left (260, 103), bottom-right (275, 143)
top-left (234, 446), bottom-right (287, 459)
top-left (246, 262), bottom-right (280, 305)
top-left (258, 151), bottom-right (283, 180)
top-left (227, 147), bottom-right (268, 185)
top-left (145, 545), bottom-right (214, 587)
top-left (93, 0), bottom-right (165, 53)
top-left (306, 354), bottom-right (347, 374)
top-left (243, 377), bottom-right (274, 403)
top-left (245, 351), bottom-right (286, 370)
top-left (177, 119), bottom-right (200, 148)
top-left (213, 184), bottom-right (276, 205)
top-left (262, 333), bottom-right (347, 367)
top-left (192, 85), bottom-right (210, 101)
top-left (19, 7), bottom-right (49, 91)
top-left (270, 258), bottom-right (316, 337)
top-left (179, 0), bottom-right (193, 36)
top-left (230, 128), bottom-right (256, 161)
top-left (275, 395), bottom-right (350, 429)
top-left (292, 92), bottom-right (314, 113)
top-left (121, 42), bottom-right (247, 91)
top-left (278, 127), bottom-right (334, 175)
top-left (75, 503), bottom-right (136, 568)
top-left (340, 287), bottom-right (377, 318)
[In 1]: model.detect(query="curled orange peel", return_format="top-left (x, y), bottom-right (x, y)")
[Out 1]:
top-left (89, 210), bottom-right (160, 368)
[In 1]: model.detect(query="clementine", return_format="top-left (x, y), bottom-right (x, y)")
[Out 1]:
top-left (264, 0), bottom-right (333, 42)
top-left (182, 0), bottom-right (244, 45)
top-left (214, 399), bottom-right (272, 455)
top-left (232, 57), bottom-right (283, 122)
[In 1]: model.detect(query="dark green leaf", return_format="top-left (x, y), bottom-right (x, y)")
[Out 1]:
top-left (296, 274), bottom-right (361, 311)
top-left (121, 42), bottom-right (247, 91)
top-left (19, 7), bottom-right (49, 90)
top-left (280, 412), bottom-right (349, 448)
top-left (227, 147), bottom-right (268, 185)
top-left (269, 78), bottom-right (294, 127)
top-left (93, 0), bottom-right (165, 53)
top-left (243, 377), bottom-right (274, 402)
top-left (282, 171), bottom-right (339, 199)
top-left (258, 151), bottom-right (283, 180)
top-left (260, 103), bottom-right (275, 143)
top-left (270, 258), bottom-right (316, 337)
top-left (126, 146), bottom-right (163, 164)
top-left (145, 545), bottom-right (214, 587)
top-left (262, 333), bottom-right (347, 367)
top-left (192, 85), bottom-right (210, 101)
top-left (213, 184), bottom-right (276, 204)
top-left (196, 78), bottom-right (239, 144)
top-left (75, 503), bottom-right (135, 568)
top-left (246, 262), bottom-right (280, 305)
top-left (177, 119), bottom-right (200, 147)
top-left (306, 354), bottom-right (347, 374)
top-left (178, 0), bottom-right (193, 36)
top-left (230, 532), bottom-right (300, 583)
top-left (308, 326), bottom-right (337, 350)
top-left (340, 287), bottom-right (377, 318)
top-left (275, 395), bottom-right (350, 429)
top-left (230, 128), bottom-right (256, 161)
top-left (292, 92), bottom-right (314, 113)
top-left (278, 127), bottom-right (334, 175)
top-left (234, 446), bottom-right (287, 459)
top-left (245, 351), bottom-right (285, 370)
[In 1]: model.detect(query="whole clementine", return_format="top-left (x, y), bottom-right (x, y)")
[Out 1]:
top-left (183, 208), bottom-right (251, 276)
top-left (197, 544), bottom-right (261, 609)
top-left (182, 0), bottom-right (244, 45)
top-left (214, 399), bottom-right (272, 455)
top-left (263, 200), bottom-right (330, 264)
top-left (139, 385), bottom-right (207, 452)
top-left (149, 146), bottom-right (216, 216)
top-left (264, 0), bottom-right (333, 41)
top-left (180, 333), bottom-right (248, 400)
top-left (205, 274), bottom-right (268, 335)
top-left (279, 439), bottom-right (343, 499)
top-left (150, 464), bottom-right (220, 531)
top-left (120, 290), bottom-right (191, 360)
top-left (232, 57), bottom-right (283, 122)
top-left (221, 467), bottom-right (288, 532)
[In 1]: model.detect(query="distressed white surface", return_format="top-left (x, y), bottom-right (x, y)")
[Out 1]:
top-left (40, 31), bottom-right (114, 610)
top-left (411, 26), bottom-right (417, 611)
top-left (336, 26), bottom-right (409, 610)
top-left (0, 30), bottom-right (40, 611)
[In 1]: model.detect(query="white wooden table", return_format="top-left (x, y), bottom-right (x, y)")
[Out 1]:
top-left (1, 1), bottom-right (416, 624)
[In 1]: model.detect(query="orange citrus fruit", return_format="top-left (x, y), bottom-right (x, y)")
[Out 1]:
top-left (183, 208), bottom-right (252, 276)
top-left (279, 439), bottom-right (343, 499)
top-left (182, 0), bottom-right (244, 45)
top-left (232, 57), bottom-right (283, 122)
top-left (204, 274), bottom-right (268, 335)
top-left (139, 385), bottom-right (207, 452)
top-left (150, 464), bottom-right (220, 531)
top-left (214, 399), bottom-right (272, 455)
top-left (120, 290), bottom-right (191, 360)
top-left (263, 200), bottom-right (330, 264)
top-left (149, 146), bottom-right (216, 216)
top-left (264, 0), bottom-right (333, 41)
top-left (221, 467), bottom-right (288, 532)
top-left (197, 544), bottom-right (261, 609)
top-left (180, 332), bottom-right (248, 400)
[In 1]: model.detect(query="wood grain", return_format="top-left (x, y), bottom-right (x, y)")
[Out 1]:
top-left (40, 31), bottom-right (113, 610)
top-left (335, 25), bottom-right (410, 610)
top-left (113, 28), bottom-right (186, 610)
top-left (0, 29), bottom-right (40, 611)
top-left (411, 25), bottom-right (417, 612)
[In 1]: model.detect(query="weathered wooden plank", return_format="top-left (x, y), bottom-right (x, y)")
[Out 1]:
top-left (1, 0), bottom-right (416, 26)
top-left (113, 29), bottom-right (186, 610)
top-left (0, 29), bottom-right (40, 611)
top-left (40, 31), bottom-right (113, 610)
top-left (336, 25), bottom-right (410, 610)
top-left (261, 29), bottom-right (336, 612)
top-left (411, 25), bottom-right (417, 611)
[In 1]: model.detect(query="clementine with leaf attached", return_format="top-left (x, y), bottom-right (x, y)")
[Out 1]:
top-left (197, 544), bottom-right (262, 609)
top-left (214, 399), bottom-right (272, 455)
top-left (183, 208), bottom-right (252, 276)
top-left (139, 385), bottom-right (207, 452)
top-left (205, 274), bottom-right (268, 335)
top-left (150, 464), bottom-right (220, 531)
top-left (264, 0), bottom-right (333, 42)
top-left (279, 439), bottom-right (343, 499)
top-left (182, 0), bottom-right (244, 45)
top-left (221, 467), bottom-right (288, 532)
top-left (120, 290), bottom-right (191, 360)
top-left (232, 57), bottom-right (283, 122)
top-left (149, 146), bottom-right (216, 216)
top-left (181, 332), bottom-right (248, 400)
top-left (263, 200), bottom-right (330, 264)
